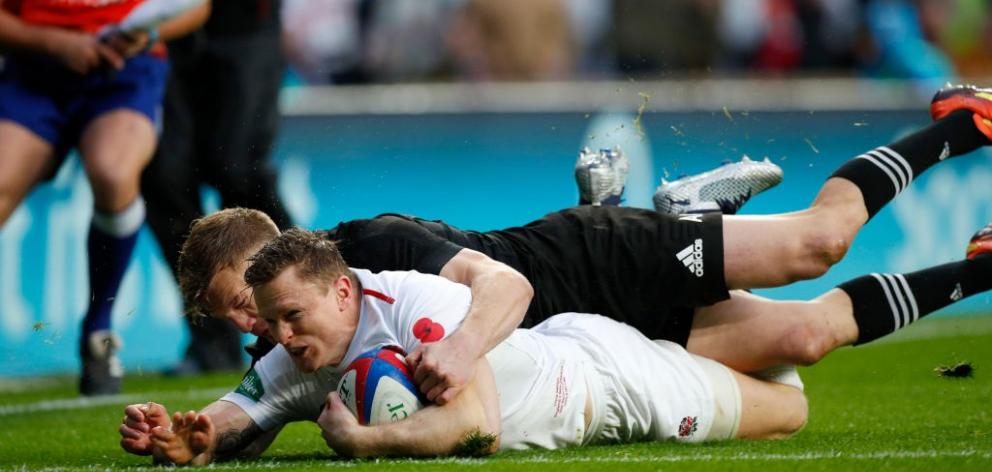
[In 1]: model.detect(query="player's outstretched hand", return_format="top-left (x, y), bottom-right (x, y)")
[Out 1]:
top-left (119, 402), bottom-right (171, 456)
top-left (150, 410), bottom-right (215, 465)
top-left (407, 338), bottom-right (477, 405)
top-left (318, 392), bottom-right (363, 457)
top-left (43, 29), bottom-right (124, 73)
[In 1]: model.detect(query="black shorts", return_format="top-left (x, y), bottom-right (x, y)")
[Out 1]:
top-left (497, 207), bottom-right (729, 346)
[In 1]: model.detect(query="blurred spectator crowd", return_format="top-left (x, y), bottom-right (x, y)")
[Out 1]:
top-left (281, 0), bottom-right (992, 85)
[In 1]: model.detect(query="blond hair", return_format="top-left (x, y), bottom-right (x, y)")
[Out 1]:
top-left (177, 208), bottom-right (280, 318)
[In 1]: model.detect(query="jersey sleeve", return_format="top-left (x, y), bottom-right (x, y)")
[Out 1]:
top-left (220, 346), bottom-right (317, 431)
top-left (332, 215), bottom-right (464, 275)
top-left (385, 271), bottom-right (473, 354)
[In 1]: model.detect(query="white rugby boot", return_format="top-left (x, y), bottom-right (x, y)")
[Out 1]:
top-left (653, 156), bottom-right (783, 215)
top-left (575, 146), bottom-right (630, 206)
top-left (79, 330), bottom-right (124, 396)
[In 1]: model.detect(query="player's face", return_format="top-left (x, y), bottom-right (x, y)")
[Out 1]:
top-left (205, 261), bottom-right (270, 340)
top-left (254, 265), bottom-right (358, 373)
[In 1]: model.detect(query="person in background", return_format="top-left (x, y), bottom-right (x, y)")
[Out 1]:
top-left (860, 0), bottom-right (957, 96)
top-left (141, 0), bottom-right (293, 375)
top-left (611, 0), bottom-right (719, 75)
top-left (447, 0), bottom-right (575, 80)
top-left (716, 0), bottom-right (862, 72)
top-left (0, 0), bottom-right (209, 396)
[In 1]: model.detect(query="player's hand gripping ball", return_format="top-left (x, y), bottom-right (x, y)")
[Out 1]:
top-left (337, 346), bottom-right (424, 425)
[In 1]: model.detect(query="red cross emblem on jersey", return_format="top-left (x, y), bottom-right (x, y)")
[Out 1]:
top-left (412, 317), bottom-right (445, 343)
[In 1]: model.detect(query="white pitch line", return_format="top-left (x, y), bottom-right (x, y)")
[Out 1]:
top-left (0, 387), bottom-right (229, 416)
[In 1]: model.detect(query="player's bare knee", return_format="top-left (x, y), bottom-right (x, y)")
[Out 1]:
top-left (765, 387), bottom-right (808, 439)
top-left (819, 233), bottom-right (852, 266)
top-left (85, 162), bottom-right (139, 199)
top-left (742, 384), bottom-right (808, 440)
top-left (781, 390), bottom-right (809, 436)
top-left (791, 231), bottom-right (851, 281)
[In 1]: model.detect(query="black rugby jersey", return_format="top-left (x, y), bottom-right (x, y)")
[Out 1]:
top-left (324, 206), bottom-right (729, 343)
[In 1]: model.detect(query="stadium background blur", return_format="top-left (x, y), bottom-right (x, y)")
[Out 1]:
top-left (2, 0), bottom-right (992, 377)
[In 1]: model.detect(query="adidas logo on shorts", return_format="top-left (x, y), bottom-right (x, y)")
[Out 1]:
top-left (677, 239), bottom-right (704, 278)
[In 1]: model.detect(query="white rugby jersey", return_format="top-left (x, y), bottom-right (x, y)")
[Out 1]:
top-left (221, 268), bottom-right (471, 430)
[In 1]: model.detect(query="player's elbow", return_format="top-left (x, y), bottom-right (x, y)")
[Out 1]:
top-left (456, 429), bottom-right (500, 457)
top-left (480, 404), bottom-right (501, 453)
top-left (450, 370), bottom-right (501, 457)
top-left (480, 264), bottom-right (532, 322)
top-left (505, 268), bottom-right (534, 311)
top-left (450, 413), bottom-right (500, 457)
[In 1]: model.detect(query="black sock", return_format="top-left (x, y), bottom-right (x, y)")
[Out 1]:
top-left (830, 110), bottom-right (989, 219)
top-left (838, 254), bottom-right (992, 344)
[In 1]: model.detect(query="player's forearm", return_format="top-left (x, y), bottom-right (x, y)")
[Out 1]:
top-left (439, 250), bottom-right (533, 359)
top-left (0, 11), bottom-right (64, 55)
top-left (200, 402), bottom-right (269, 463)
top-left (353, 415), bottom-right (472, 456)
top-left (203, 426), bottom-right (277, 464)
top-left (456, 265), bottom-right (532, 357)
top-left (182, 429), bottom-right (271, 466)
top-left (337, 362), bottom-right (501, 458)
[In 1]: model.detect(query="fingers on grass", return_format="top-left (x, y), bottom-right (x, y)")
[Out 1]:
top-left (120, 424), bottom-right (144, 439)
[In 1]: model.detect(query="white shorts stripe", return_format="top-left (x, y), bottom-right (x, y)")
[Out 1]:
top-left (883, 274), bottom-right (912, 328)
top-left (858, 153), bottom-right (902, 195)
top-left (876, 146), bottom-right (914, 187)
top-left (893, 274), bottom-right (920, 323)
top-left (870, 273), bottom-right (903, 330)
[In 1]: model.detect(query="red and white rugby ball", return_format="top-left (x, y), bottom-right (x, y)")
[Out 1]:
top-left (337, 346), bottom-right (423, 425)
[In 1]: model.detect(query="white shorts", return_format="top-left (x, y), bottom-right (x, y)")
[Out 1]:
top-left (532, 314), bottom-right (728, 444)
top-left (686, 352), bottom-right (742, 440)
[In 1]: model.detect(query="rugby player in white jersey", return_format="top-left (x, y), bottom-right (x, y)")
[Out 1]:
top-left (121, 229), bottom-right (806, 464)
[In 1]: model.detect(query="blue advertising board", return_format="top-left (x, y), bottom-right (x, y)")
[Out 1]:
top-left (1, 109), bottom-right (990, 377)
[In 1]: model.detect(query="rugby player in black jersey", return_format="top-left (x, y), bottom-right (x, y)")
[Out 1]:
top-left (166, 85), bottom-right (992, 408)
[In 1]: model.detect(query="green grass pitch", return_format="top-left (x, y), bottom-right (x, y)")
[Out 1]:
top-left (1, 315), bottom-right (990, 471)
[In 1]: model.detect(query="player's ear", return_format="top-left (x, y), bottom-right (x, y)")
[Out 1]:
top-left (334, 274), bottom-right (353, 310)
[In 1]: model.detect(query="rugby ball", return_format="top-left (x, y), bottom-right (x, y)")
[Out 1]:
top-left (337, 346), bottom-right (423, 425)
